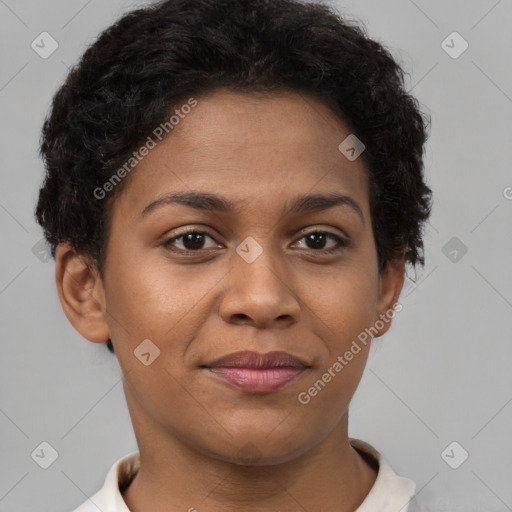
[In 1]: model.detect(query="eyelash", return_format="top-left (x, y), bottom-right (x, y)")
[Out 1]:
top-left (161, 227), bottom-right (349, 255)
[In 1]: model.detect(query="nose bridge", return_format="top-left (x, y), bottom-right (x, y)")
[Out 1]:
top-left (219, 238), bottom-right (300, 326)
top-left (236, 237), bottom-right (289, 295)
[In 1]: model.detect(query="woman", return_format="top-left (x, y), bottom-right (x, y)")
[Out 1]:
top-left (35, 0), bottom-right (432, 510)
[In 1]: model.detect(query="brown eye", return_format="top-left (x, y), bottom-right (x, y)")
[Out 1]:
top-left (294, 231), bottom-right (349, 253)
top-left (162, 230), bottom-right (220, 252)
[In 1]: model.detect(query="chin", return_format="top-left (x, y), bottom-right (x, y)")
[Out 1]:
top-left (207, 427), bottom-right (311, 467)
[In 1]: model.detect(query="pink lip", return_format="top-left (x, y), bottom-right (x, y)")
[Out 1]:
top-left (208, 367), bottom-right (305, 392)
top-left (203, 350), bottom-right (309, 393)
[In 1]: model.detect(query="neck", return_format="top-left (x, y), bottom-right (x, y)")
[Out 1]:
top-left (122, 409), bottom-right (377, 512)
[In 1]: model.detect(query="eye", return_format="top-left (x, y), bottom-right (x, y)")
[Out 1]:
top-left (162, 228), bottom-right (221, 252)
top-left (293, 230), bottom-right (349, 253)
top-left (161, 227), bottom-right (349, 255)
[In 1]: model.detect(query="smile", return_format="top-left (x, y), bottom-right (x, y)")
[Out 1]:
top-left (202, 350), bottom-right (310, 393)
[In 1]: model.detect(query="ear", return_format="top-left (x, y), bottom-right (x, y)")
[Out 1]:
top-left (55, 242), bottom-right (110, 343)
top-left (372, 249), bottom-right (406, 338)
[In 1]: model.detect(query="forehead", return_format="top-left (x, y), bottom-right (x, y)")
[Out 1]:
top-left (113, 89), bottom-right (369, 219)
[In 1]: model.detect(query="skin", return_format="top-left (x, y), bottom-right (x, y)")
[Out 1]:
top-left (56, 89), bottom-right (405, 512)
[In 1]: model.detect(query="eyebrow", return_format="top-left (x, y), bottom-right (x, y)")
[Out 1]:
top-left (139, 191), bottom-right (364, 225)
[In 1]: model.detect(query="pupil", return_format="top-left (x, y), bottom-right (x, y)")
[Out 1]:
top-left (307, 233), bottom-right (326, 249)
top-left (184, 233), bottom-right (204, 250)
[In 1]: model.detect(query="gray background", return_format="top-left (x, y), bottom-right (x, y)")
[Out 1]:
top-left (1, 0), bottom-right (511, 511)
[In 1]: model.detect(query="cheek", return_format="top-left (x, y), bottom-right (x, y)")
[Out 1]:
top-left (102, 252), bottom-right (223, 363)
top-left (304, 262), bottom-right (378, 341)
top-left (304, 263), bottom-right (378, 410)
top-left (105, 252), bottom-right (179, 321)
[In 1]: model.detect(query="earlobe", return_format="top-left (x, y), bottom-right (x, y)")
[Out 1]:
top-left (373, 252), bottom-right (406, 338)
top-left (55, 242), bottom-right (110, 343)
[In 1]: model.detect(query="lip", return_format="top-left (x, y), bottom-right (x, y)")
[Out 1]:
top-left (202, 350), bottom-right (310, 393)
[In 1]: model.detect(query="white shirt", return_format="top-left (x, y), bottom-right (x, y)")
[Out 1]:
top-left (72, 438), bottom-right (417, 512)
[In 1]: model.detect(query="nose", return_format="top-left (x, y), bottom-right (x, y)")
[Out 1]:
top-left (218, 248), bottom-right (301, 329)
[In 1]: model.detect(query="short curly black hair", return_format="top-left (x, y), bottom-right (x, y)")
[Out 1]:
top-left (35, 0), bottom-right (432, 354)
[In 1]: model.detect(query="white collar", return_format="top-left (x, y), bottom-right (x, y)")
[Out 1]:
top-left (349, 438), bottom-right (416, 512)
top-left (72, 439), bottom-right (416, 512)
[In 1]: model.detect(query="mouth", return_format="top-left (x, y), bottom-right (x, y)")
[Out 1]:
top-left (201, 350), bottom-right (310, 393)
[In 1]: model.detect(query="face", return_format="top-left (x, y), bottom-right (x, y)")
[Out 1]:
top-left (62, 89), bottom-right (404, 465)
